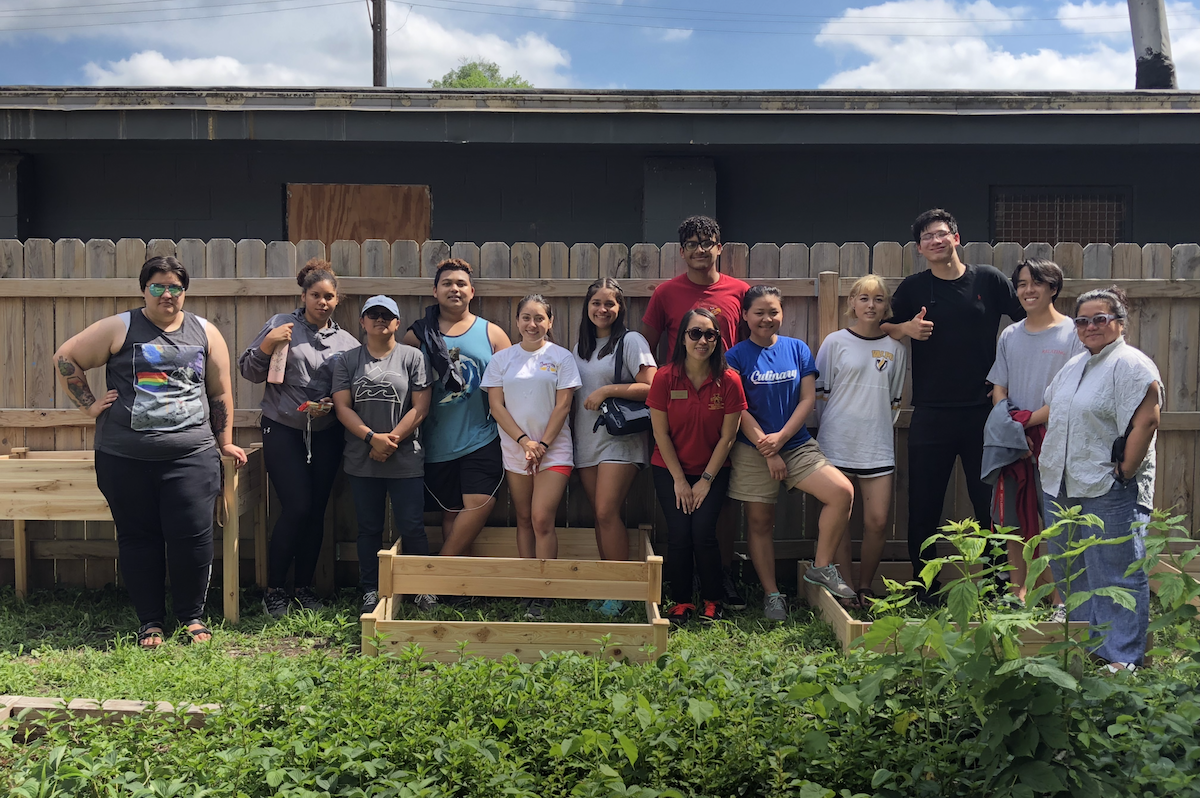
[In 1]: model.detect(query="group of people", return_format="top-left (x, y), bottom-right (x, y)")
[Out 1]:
top-left (50, 209), bottom-right (1162, 671)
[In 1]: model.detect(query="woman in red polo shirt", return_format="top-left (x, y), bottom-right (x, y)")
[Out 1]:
top-left (647, 308), bottom-right (747, 626)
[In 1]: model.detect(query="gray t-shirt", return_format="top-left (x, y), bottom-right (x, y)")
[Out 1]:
top-left (986, 317), bottom-right (1085, 413)
top-left (332, 344), bottom-right (431, 479)
top-left (571, 332), bottom-right (656, 469)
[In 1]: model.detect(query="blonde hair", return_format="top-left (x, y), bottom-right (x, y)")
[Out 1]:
top-left (845, 274), bottom-right (891, 319)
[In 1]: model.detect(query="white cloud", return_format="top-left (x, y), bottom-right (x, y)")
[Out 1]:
top-left (659, 28), bottom-right (693, 42)
top-left (1056, 1), bottom-right (1130, 37)
top-left (36, 0), bottom-right (570, 87)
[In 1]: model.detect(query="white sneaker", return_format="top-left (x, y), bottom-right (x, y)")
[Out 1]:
top-left (1048, 604), bottom-right (1067, 624)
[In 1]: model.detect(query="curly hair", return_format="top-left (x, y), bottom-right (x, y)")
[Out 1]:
top-left (677, 215), bottom-right (721, 247)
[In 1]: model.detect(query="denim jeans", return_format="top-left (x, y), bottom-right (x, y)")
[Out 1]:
top-left (1044, 480), bottom-right (1150, 665)
top-left (348, 475), bottom-right (428, 592)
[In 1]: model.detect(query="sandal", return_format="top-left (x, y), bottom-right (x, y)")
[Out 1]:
top-left (137, 622), bottom-right (165, 649)
top-left (181, 619), bottom-right (213, 645)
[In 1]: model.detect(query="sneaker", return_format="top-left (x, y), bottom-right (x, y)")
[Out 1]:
top-left (699, 600), bottom-right (723, 624)
top-left (1049, 604), bottom-right (1067, 624)
top-left (293, 586), bottom-right (324, 612)
top-left (262, 588), bottom-right (291, 619)
top-left (524, 598), bottom-right (553, 620)
top-left (360, 590), bottom-right (381, 615)
top-left (1104, 661), bottom-right (1137, 675)
top-left (763, 592), bottom-right (787, 622)
top-left (722, 570), bottom-right (747, 611)
top-left (597, 599), bottom-right (625, 617)
top-left (667, 603), bottom-right (695, 626)
top-left (803, 564), bottom-right (856, 600)
top-left (412, 594), bottom-right (439, 611)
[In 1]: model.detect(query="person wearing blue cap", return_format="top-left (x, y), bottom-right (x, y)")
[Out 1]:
top-left (332, 295), bottom-right (433, 614)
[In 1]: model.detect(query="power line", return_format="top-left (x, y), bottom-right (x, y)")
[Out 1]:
top-left (0, 0), bottom-right (346, 19)
top-left (0, 0), bottom-right (357, 31)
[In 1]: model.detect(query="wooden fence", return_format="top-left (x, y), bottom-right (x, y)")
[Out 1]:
top-left (0, 237), bottom-right (1197, 594)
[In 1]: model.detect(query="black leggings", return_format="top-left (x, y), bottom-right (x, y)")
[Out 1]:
top-left (906, 405), bottom-right (993, 573)
top-left (653, 466), bottom-right (731, 604)
top-left (96, 447), bottom-right (221, 625)
top-left (262, 420), bottom-right (345, 590)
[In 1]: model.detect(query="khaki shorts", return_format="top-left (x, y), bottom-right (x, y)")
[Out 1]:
top-left (728, 439), bottom-right (831, 504)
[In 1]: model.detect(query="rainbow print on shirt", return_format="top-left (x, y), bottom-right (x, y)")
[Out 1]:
top-left (130, 344), bottom-right (206, 432)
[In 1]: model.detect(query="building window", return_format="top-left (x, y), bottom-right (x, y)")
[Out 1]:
top-left (991, 187), bottom-right (1129, 245)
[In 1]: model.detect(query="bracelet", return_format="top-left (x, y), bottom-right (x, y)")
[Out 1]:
top-left (365, 430), bottom-right (375, 444)
top-left (517, 433), bottom-right (529, 443)
top-left (538, 441), bottom-right (548, 448)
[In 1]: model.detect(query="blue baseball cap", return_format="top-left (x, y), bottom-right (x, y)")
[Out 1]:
top-left (361, 295), bottom-right (400, 318)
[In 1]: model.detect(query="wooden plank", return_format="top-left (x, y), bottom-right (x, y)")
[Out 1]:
top-left (146, 239), bottom-right (176, 259)
top-left (1113, 243), bottom-right (1143, 348)
top-left (373, 618), bottom-right (660, 663)
top-left (392, 239), bottom-right (423, 342)
top-left (817, 271), bottom-right (839, 349)
top-left (480, 241), bottom-right (512, 346)
top-left (13, 519), bottom-right (26, 598)
top-left (83, 239), bottom-right (117, 588)
top-left (329, 239), bottom-right (361, 336)
top-left (720, 242), bottom-right (749, 279)
top-left (448, 241), bottom-right (479, 270)
top-left (421, 239), bottom-right (450, 280)
top-left (1169, 245), bottom-right (1200, 532)
top-left (1141, 244), bottom-right (1172, 506)
top-left (222, 454), bottom-right (240, 624)
top-left (1024, 242), bottom-right (1053, 262)
top-left (599, 243), bottom-right (628, 279)
top-left (54, 239), bottom-right (87, 586)
top-left (265, 240), bottom-right (296, 278)
top-left (629, 243), bottom-right (659, 358)
top-left (296, 240), bottom-right (325, 268)
top-left (839, 242), bottom-right (869, 278)
top-left (1053, 242), bottom-right (1084, 279)
top-left (660, 240), bottom-right (685, 278)
top-left (0, 240), bottom-right (24, 458)
top-left (285, 184), bottom-right (431, 246)
top-left (205, 238), bottom-right (238, 445)
top-left (235, 239), bottom-right (269, 449)
top-left (749, 243), bottom-right (779, 279)
top-left (391, 554), bottom-right (649, 582)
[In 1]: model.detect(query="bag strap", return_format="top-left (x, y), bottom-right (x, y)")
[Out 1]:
top-left (612, 333), bottom-right (626, 384)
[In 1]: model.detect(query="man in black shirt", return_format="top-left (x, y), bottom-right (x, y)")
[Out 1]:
top-left (882, 209), bottom-right (1024, 595)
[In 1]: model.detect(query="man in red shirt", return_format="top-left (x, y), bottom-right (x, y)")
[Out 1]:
top-left (643, 215), bottom-right (750, 362)
top-left (643, 215), bottom-right (750, 609)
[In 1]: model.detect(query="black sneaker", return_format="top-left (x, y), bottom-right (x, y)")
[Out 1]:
top-left (667, 602), bottom-right (695, 626)
top-left (722, 570), bottom-right (747, 610)
top-left (262, 588), bottom-right (291, 619)
top-left (413, 594), bottom-right (438, 611)
top-left (524, 598), bottom-right (553, 620)
top-left (699, 600), bottom-right (723, 625)
top-left (293, 586), bottom-right (324, 612)
top-left (360, 590), bottom-right (381, 614)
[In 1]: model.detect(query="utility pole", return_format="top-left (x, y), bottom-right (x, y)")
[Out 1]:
top-left (371, 0), bottom-right (387, 87)
top-left (1127, 0), bottom-right (1177, 89)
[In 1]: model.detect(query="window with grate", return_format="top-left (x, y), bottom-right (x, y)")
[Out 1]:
top-left (991, 187), bottom-right (1129, 246)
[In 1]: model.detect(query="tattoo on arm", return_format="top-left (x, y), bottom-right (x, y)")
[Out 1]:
top-left (65, 377), bottom-right (96, 408)
top-left (56, 356), bottom-right (77, 377)
top-left (209, 398), bottom-right (229, 438)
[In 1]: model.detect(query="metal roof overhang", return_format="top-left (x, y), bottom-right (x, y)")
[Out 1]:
top-left (1, 87), bottom-right (1199, 146)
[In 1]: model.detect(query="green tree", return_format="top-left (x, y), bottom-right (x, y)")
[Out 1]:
top-left (429, 58), bottom-right (533, 89)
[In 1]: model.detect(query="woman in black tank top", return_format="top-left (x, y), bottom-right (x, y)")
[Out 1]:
top-left (53, 256), bottom-right (247, 649)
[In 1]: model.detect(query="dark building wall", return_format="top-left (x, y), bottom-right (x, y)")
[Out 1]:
top-left (16, 140), bottom-right (1200, 247)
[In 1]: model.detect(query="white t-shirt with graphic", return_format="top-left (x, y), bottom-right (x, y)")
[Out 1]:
top-left (482, 341), bottom-right (582, 473)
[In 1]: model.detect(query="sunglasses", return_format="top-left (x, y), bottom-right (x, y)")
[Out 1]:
top-left (682, 240), bottom-right (719, 253)
top-left (364, 309), bottom-right (396, 321)
top-left (685, 327), bottom-right (720, 342)
top-left (147, 283), bottom-right (184, 298)
top-left (1073, 313), bottom-right (1121, 329)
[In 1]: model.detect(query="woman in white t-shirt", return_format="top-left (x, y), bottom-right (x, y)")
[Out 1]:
top-left (482, 294), bottom-right (582, 619)
top-left (815, 274), bottom-right (907, 608)
top-left (572, 279), bottom-right (657, 614)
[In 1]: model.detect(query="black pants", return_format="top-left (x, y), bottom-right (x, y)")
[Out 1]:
top-left (906, 405), bottom-right (993, 573)
top-left (348, 475), bottom-right (428, 592)
top-left (653, 466), bottom-right (731, 604)
top-left (262, 421), bottom-right (344, 590)
top-left (96, 447), bottom-right (221, 625)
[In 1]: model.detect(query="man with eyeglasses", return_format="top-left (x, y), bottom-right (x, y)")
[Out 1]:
top-left (882, 208), bottom-right (1024, 601)
top-left (643, 215), bottom-right (750, 362)
top-left (643, 215), bottom-right (750, 609)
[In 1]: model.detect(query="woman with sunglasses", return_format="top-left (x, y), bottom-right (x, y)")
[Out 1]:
top-left (648, 309), bottom-right (747, 625)
top-left (239, 259), bottom-right (360, 618)
top-left (332, 296), bottom-right (433, 614)
top-left (53, 256), bottom-right (247, 648)
top-left (1041, 285), bottom-right (1162, 673)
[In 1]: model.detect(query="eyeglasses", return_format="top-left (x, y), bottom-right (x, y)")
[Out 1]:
top-left (682, 240), bottom-right (719, 253)
top-left (685, 327), bottom-right (720, 342)
top-left (1074, 313), bottom-right (1121, 329)
top-left (919, 230), bottom-right (956, 243)
top-left (147, 283), bottom-right (184, 298)
top-left (364, 309), bottom-right (396, 321)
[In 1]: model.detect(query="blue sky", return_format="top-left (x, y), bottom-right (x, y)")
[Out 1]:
top-left (0, 0), bottom-right (1197, 89)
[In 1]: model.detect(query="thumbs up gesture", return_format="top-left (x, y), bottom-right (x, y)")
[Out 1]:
top-left (908, 306), bottom-right (934, 341)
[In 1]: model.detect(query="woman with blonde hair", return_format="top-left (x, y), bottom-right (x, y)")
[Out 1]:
top-left (815, 274), bottom-right (907, 607)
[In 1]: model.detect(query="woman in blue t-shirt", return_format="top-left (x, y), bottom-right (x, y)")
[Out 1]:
top-left (726, 286), bottom-right (856, 621)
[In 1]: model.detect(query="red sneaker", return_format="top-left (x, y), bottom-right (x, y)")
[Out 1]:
top-left (667, 602), bottom-right (695, 626)
top-left (699, 600), bottom-right (723, 625)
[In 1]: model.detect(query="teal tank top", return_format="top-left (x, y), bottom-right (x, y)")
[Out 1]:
top-left (423, 315), bottom-right (499, 463)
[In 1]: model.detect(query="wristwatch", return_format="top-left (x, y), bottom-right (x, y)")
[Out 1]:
top-left (365, 430), bottom-right (375, 444)
top-left (701, 471), bottom-right (714, 483)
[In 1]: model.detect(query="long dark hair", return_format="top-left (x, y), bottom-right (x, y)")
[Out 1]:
top-left (577, 277), bottom-right (628, 360)
top-left (671, 308), bottom-right (727, 382)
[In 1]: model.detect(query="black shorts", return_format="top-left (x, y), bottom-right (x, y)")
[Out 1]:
top-left (423, 436), bottom-right (504, 512)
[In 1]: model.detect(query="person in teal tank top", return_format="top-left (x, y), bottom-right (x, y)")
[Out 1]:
top-left (404, 259), bottom-right (512, 564)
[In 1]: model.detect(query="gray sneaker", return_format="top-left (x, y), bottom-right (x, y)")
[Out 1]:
top-left (262, 587), bottom-right (291, 619)
top-left (763, 592), bottom-right (787, 622)
top-left (293, 586), bottom-right (324, 612)
top-left (1049, 604), bottom-right (1067, 624)
top-left (413, 594), bottom-right (438, 611)
top-left (804, 564), bottom-right (856, 599)
top-left (360, 590), bottom-right (381, 615)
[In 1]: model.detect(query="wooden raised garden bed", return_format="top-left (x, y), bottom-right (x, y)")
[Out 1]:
top-left (361, 525), bottom-right (668, 663)
top-left (0, 446), bottom-right (265, 624)
top-left (799, 562), bottom-right (1091, 655)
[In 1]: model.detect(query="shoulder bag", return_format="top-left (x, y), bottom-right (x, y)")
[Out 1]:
top-left (592, 334), bottom-right (652, 436)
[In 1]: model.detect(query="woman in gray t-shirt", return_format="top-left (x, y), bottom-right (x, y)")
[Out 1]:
top-left (571, 280), bottom-right (657, 597)
top-left (332, 296), bottom-right (432, 611)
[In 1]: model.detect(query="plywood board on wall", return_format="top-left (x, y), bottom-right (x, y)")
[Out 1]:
top-left (285, 184), bottom-right (431, 246)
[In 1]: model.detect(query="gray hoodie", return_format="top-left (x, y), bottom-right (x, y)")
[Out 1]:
top-left (239, 308), bottom-right (361, 431)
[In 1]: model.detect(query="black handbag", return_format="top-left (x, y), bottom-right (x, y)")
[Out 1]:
top-left (592, 334), bottom-right (652, 436)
